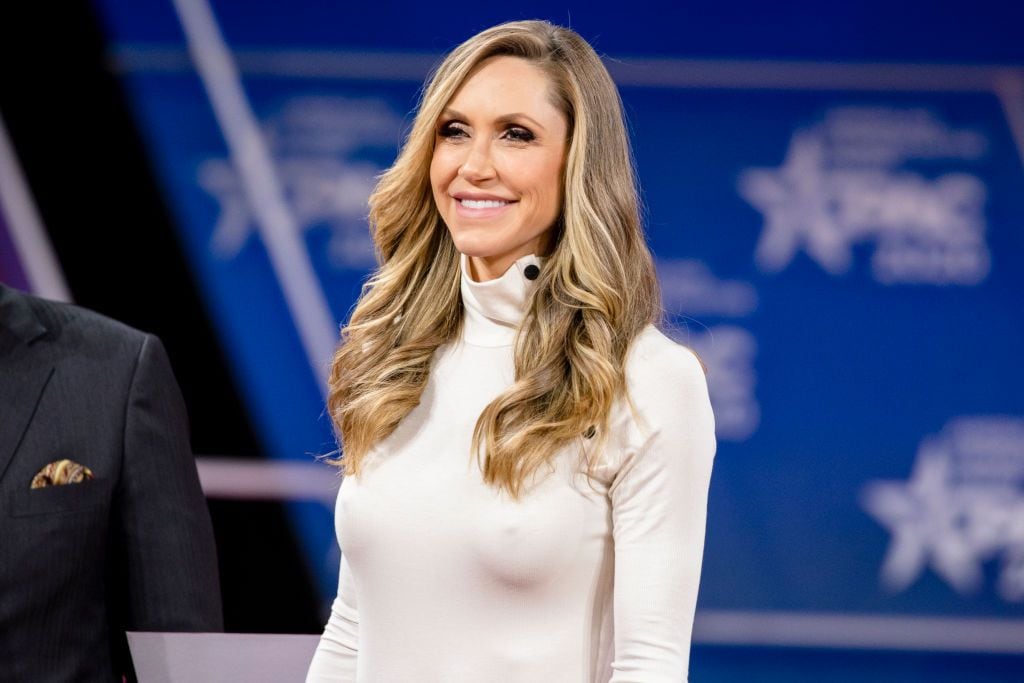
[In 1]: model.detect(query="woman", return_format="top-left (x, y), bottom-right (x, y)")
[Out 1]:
top-left (308, 20), bottom-right (716, 683)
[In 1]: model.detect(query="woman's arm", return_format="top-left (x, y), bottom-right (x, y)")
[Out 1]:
top-left (609, 342), bottom-right (716, 682)
top-left (306, 553), bottom-right (360, 682)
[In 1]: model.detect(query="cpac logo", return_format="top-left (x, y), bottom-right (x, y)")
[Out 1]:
top-left (739, 107), bottom-right (991, 285)
top-left (199, 96), bottom-right (404, 269)
top-left (861, 416), bottom-right (1024, 601)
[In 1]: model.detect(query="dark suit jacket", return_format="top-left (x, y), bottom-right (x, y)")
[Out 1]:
top-left (0, 284), bottom-right (223, 682)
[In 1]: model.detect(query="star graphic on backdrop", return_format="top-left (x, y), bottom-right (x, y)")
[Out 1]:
top-left (198, 158), bottom-right (253, 258)
top-left (738, 130), bottom-right (852, 275)
top-left (861, 441), bottom-right (983, 594)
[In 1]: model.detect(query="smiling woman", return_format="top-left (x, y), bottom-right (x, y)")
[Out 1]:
top-left (430, 56), bottom-right (568, 281)
top-left (309, 19), bottom-right (716, 683)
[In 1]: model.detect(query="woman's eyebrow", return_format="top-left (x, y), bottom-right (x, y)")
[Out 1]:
top-left (496, 113), bottom-right (547, 132)
top-left (440, 108), bottom-right (547, 133)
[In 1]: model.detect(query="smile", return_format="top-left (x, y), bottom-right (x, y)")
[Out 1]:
top-left (454, 197), bottom-right (516, 219)
top-left (459, 199), bottom-right (510, 208)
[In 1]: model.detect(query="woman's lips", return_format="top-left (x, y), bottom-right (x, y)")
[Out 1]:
top-left (453, 197), bottom-right (516, 219)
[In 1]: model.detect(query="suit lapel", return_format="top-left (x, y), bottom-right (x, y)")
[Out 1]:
top-left (0, 285), bottom-right (55, 484)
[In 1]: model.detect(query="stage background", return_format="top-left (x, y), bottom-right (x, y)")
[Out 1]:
top-left (2, 1), bottom-right (1023, 679)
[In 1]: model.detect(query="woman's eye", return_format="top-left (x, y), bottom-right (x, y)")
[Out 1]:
top-left (504, 126), bottom-right (535, 143)
top-left (438, 122), bottom-right (468, 139)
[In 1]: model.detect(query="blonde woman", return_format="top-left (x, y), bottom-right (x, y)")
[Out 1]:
top-left (308, 20), bottom-right (716, 683)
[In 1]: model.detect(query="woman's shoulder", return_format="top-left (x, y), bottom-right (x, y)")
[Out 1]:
top-left (617, 325), bottom-right (712, 436)
top-left (624, 325), bottom-right (706, 393)
top-left (585, 325), bottom-right (713, 481)
top-left (591, 325), bottom-right (714, 482)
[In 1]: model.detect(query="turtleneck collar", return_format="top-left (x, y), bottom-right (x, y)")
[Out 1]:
top-left (460, 252), bottom-right (543, 347)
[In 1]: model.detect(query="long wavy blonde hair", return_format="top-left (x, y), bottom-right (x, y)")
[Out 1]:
top-left (328, 20), bottom-right (660, 498)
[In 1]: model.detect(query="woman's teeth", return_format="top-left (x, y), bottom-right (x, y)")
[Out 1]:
top-left (460, 199), bottom-right (509, 209)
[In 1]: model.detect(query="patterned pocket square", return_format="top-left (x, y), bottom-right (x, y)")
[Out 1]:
top-left (30, 459), bottom-right (95, 489)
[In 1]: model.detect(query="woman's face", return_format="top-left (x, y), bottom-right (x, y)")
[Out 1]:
top-left (430, 56), bottom-right (569, 282)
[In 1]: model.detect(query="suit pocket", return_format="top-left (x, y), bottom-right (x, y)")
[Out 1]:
top-left (8, 478), bottom-right (109, 517)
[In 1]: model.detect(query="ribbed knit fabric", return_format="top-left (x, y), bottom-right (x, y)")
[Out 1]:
top-left (307, 253), bottom-right (716, 682)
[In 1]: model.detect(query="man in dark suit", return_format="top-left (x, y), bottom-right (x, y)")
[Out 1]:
top-left (0, 283), bottom-right (223, 681)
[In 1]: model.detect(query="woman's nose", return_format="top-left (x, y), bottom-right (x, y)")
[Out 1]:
top-left (458, 139), bottom-right (495, 182)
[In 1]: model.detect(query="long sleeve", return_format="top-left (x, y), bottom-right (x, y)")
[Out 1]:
top-left (609, 344), bottom-right (716, 682)
top-left (307, 553), bottom-right (360, 682)
top-left (117, 333), bottom-right (223, 631)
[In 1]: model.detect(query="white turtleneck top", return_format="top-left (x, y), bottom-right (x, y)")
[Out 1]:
top-left (307, 254), bottom-right (716, 683)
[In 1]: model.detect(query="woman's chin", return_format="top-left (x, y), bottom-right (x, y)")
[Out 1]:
top-left (448, 233), bottom-right (499, 260)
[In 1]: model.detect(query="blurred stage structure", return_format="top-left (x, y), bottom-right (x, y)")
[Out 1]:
top-left (127, 631), bottom-right (320, 682)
